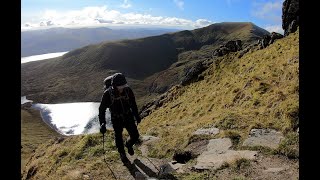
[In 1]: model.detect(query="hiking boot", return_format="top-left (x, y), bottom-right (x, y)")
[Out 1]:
top-left (120, 153), bottom-right (130, 164)
top-left (125, 142), bottom-right (134, 156)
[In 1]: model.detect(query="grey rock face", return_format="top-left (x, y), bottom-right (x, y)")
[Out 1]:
top-left (242, 129), bottom-right (284, 149)
top-left (282, 0), bottom-right (299, 36)
top-left (213, 40), bottom-right (243, 57)
top-left (194, 138), bottom-right (257, 170)
top-left (181, 61), bottom-right (206, 86)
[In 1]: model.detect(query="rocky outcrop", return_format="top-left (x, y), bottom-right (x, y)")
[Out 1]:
top-left (140, 85), bottom-right (184, 119)
top-left (238, 43), bottom-right (259, 58)
top-left (194, 138), bottom-right (257, 170)
top-left (185, 140), bottom-right (209, 157)
top-left (258, 32), bottom-right (284, 49)
top-left (213, 40), bottom-right (242, 57)
top-left (242, 129), bottom-right (284, 149)
top-left (238, 31), bottom-right (283, 58)
top-left (181, 61), bottom-right (206, 86)
top-left (270, 32), bottom-right (284, 44)
top-left (282, 0), bottom-right (299, 36)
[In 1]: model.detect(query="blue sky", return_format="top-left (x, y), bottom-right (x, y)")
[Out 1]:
top-left (21, 0), bottom-right (284, 33)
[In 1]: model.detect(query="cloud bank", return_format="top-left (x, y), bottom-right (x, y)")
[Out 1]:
top-left (21, 6), bottom-right (213, 31)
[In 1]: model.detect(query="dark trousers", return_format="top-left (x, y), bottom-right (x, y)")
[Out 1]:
top-left (111, 114), bottom-right (140, 154)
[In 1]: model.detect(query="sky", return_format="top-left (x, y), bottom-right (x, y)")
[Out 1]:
top-left (21, 0), bottom-right (284, 34)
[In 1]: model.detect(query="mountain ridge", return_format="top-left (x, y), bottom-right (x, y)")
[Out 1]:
top-left (21, 27), bottom-right (179, 57)
top-left (21, 22), bottom-right (270, 107)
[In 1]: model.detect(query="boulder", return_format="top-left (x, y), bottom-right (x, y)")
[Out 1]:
top-left (260, 35), bottom-right (271, 49)
top-left (181, 61), bottom-right (206, 86)
top-left (185, 140), bottom-right (209, 157)
top-left (270, 32), bottom-right (284, 44)
top-left (282, 0), bottom-right (299, 36)
top-left (257, 32), bottom-right (283, 50)
top-left (225, 40), bottom-right (242, 52)
top-left (194, 138), bottom-right (257, 170)
top-left (242, 129), bottom-right (284, 149)
top-left (168, 161), bottom-right (185, 173)
top-left (158, 163), bottom-right (180, 179)
top-left (213, 40), bottom-right (243, 57)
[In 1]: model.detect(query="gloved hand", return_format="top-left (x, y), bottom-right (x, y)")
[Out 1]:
top-left (100, 123), bottom-right (106, 134)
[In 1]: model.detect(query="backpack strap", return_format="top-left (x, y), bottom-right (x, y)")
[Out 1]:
top-left (108, 87), bottom-right (115, 106)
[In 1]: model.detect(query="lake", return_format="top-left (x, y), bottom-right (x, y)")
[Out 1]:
top-left (21, 96), bottom-right (112, 136)
top-left (21, 51), bottom-right (68, 64)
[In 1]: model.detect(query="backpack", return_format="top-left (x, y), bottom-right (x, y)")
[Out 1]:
top-left (108, 87), bottom-right (129, 106)
top-left (112, 73), bottom-right (127, 87)
top-left (103, 75), bottom-right (113, 90)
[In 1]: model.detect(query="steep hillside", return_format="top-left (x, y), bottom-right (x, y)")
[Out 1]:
top-left (21, 105), bottom-right (63, 173)
top-left (21, 27), bottom-right (178, 57)
top-left (22, 29), bottom-right (298, 180)
top-left (143, 22), bottom-right (270, 94)
top-left (21, 22), bottom-right (269, 107)
top-left (138, 29), bottom-right (299, 159)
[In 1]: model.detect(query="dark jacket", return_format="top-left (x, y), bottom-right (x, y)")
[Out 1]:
top-left (99, 86), bottom-right (140, 126)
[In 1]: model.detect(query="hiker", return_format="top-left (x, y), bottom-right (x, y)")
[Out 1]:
top-left (99, 73), bottom-right (141, 164)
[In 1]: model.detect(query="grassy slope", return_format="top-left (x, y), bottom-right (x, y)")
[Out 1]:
top-left (22, 30), bottom-right (298, 180)
top-left (21, 107), bottom-right (63, 172)
top-left (138, 30), bottom-right (299, 159)
top-left (22, 132), bottom-right (137, 180)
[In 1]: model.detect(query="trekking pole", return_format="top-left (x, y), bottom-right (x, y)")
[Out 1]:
top-left (102, 132), bottom-right (118, 180)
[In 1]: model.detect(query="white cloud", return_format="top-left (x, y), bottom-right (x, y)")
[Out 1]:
top-left (174, 0), bottom-right (184, 10)
top-left (21, 6), bottom-right (213, 31)
top-left (195, 19), bottom-right (212, 27)
top-left (120, 0), bottom-right (132, 9)
top-left (264, 25), bottom-right (284, 34)
top-left (252, 0), bottom-right (283, 23)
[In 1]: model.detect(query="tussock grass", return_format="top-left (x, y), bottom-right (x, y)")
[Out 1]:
top-left (275, 132), bottom-right (299, 159)
top-left (138, 30), bottom-right (299, 159)
top-left (21, 108), bottom-right (63, 173)
top-left (232, 158), bottom-right (251, 171)
top-left (22, 132), bottom-right (121, 179)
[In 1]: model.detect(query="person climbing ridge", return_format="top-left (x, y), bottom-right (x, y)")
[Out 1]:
top-left (99, 73), bottom-right (141, 164)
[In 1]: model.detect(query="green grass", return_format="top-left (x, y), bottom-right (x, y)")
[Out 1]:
top-left (275, 132), bottom-right (299, 159)
top-left (21, 107), bottom-right (63, 173)
top-left (22, 133), bottom-right (121, 179)
top-left (138, 30), bottom-right (299, 159)
top-left (232, 158), bottom-right (251, 171)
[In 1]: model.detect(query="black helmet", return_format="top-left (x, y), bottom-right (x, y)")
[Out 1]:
top-left (112, 73), bottom-right (127, 86)
top-left (103, 75), bottom-right (114, 89)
